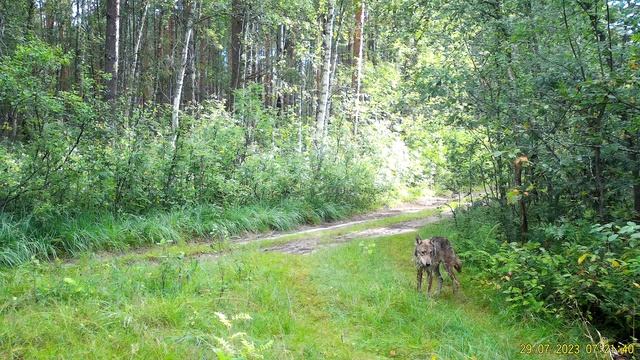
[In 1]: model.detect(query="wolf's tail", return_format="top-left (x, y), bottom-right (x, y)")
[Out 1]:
top-left (454, 257), bottom-right (462, 273)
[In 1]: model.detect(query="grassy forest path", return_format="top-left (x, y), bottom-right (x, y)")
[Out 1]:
top-left (87, 195), bottom-right (453, 264)
top-left (238, 195), bottom-right (451, 244)
top-left (245, 196), bottom-right (452, 254)
top-left (1, 197), bottom-right (584, 359)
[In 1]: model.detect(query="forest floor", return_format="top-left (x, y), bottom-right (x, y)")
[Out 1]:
top-left (0, 198), bottom-right (586, 359)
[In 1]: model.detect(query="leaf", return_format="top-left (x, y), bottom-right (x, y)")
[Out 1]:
top-left (609, 259), bottom-right (620, 268)
top-left (63, 277), bottom-right (77, 285)
top-left (578, 253), bottom-right (589, 265)
top-left (506, 188), bottom-right (521, 205)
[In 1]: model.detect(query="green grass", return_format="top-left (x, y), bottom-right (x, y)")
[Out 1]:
top-left (0, 218), bottom-right (587, 359)
top-left (257, 207), bottom-right (443, 245)
top-left (0, 199), bottom-right (357, 267)
top-left (68, 205), bottom-right (443, 264)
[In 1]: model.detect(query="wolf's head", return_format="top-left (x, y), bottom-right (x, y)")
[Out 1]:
top-left (415, 235), bottom-right (435, 267)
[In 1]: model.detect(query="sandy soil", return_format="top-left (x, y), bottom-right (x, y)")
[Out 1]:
top-left (232, 195), bottom-right (451, 246)
top-left (261, 211), bottom-right (451, 255)
top-left (77, 196), bottom-right (452, 264)
top-left (231, 195), bottom-right (453, 255)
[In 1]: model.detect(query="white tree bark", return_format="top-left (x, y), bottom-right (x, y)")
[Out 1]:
top-left (131, 1), bottom-right (148, 84)
top-left (314, 0), bottom-right (335, 147)
top-left (324, 1), bottom-right (345, 138)
top-left (352, 0), bottom-right (365, 135)
top-left (128, 1), bottom-right (149, 113)
top-left (170, 4), bottom-right (195, 149)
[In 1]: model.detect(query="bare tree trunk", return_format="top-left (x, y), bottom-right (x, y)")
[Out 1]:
top-left (592, 101), bottom-right (607, 220)
top-left (514, 155), bottom-right (528, 242)
top-left (170, 3), bottom-right (194, 149)
top-left (228, 0), bottom-right (244, 111)
top-left (105, 0), bottom-right (120, 101)
top-left (323, 0), bottom-right (345, 137)
top-left (629, 131), bottom-right (640, 217)
top-left (129, 1), bottom-right (149, 112)
top-left (352, 0), bottom-right (365, 135)
top-left (298, 59), bottom-right (305, 153)
top-left (153, 8), bottom-right (164, 104)
top-left (315, 0), bottom-right (335, 148)
top-left (191, 1), bottom-right (201, 105)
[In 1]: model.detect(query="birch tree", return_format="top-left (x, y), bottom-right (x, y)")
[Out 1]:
top-left (352, 0), bottom-right (365, 135)
top-left (315, 0), bottom-right (335, 147)
top-left (170, 2), bottom-right (195, 149)
top-left (129, 1), bottom-right (149, 112)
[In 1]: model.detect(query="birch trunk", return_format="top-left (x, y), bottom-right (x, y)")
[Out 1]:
top-left (170, 4), bottom-right (194, 149)
top-left (323, 0), bottom-right (345, 137)
top-left (315, 0), bottom-right (335, 147)
top-left (129, 1), bottom-right (149, 112)
top-left (352, 0), bottom-right (365, 135)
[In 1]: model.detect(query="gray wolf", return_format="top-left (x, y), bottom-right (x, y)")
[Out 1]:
top-left (414, 235), bottom-right (462, 295)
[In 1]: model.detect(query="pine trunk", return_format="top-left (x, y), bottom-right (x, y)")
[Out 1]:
top-left (228, 0), bottom-right (244, 111)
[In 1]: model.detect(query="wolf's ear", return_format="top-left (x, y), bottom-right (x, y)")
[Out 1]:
top-left (415, 234), bottom-right (422, 244)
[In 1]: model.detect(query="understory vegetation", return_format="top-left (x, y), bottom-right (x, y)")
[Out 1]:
top-left (0, 199), bottom-right (358, 266)
top-left (0, 219), bottom-right (584, 359)
top-left (1, 0), bottom-right (640, 355)
top-left (0, 42), bottom-right (411, 265)
top-left (452, 205), bottom-right (640, 346)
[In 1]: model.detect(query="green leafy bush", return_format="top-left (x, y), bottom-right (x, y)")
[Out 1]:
top-left (456, 206), bottom-right (640, 339)
top-left (0, 43), bottom-right (414, 266)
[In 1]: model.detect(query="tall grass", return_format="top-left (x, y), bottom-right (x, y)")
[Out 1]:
top-left (0, 219), bottom-right (583, 359)
top-left (0, 198), bottom-right (357, 267)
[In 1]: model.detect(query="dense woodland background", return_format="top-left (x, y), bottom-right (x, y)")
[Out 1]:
top-left (0, 0), bottom-right (639, 344)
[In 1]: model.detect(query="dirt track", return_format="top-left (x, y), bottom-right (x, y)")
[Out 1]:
top-left (230, 195), bottom-right (452, 255)
top-left (233, 196), bottom-right (450, 244)
top-left (83, 196), bottom-right (452, 264)
top-left (261, 211), bottom-right (451, 254)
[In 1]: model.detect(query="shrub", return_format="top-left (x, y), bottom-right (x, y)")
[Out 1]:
top-left (0, 49), bottom-right (406, 266)
top-left (456, 206), bottom-right (640, 340)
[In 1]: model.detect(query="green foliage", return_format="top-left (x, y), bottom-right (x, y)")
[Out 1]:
top-left (0, 42), bottom-right (406, 266)
top-left (0, 219), bottom-right (581, 359)
top-left (0, 68), bottom-right (391, 214)
top-left (2, 0), bottom-right (639, 349)
top-left (0, 199), bottom-right (357, 267)
top-left (455, 206), bottom-right (640, 339)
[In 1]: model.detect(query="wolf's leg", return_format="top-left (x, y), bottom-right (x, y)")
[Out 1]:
top-left (435, 265), bottom-right (443, 294)
top-left (426, 269), bottom-right (433, 296)
top-left (445, 263), bottom-right (460, 293)
top-left (416, 268), bottom-right (423, 292)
